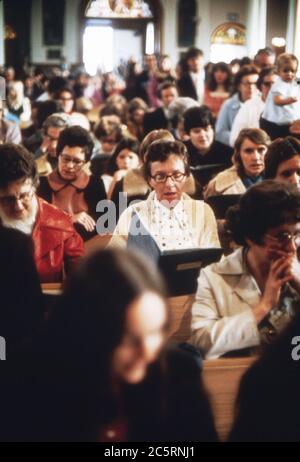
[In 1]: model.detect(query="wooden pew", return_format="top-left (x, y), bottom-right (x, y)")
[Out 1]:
top-left (168, 293), bottom-right (195, 343)
top-left (41, 285), bottom-right (255, 440)
top-left (41, 283), bottom-right (63, 295)
top-left (84, 234), bottom-right (112, 255)
top-left (40, 289), bottom-right (195, 343)
top-left (167, 294), bottom-right (256, 440)
top-left (202, 356), bottom-right (256, 441)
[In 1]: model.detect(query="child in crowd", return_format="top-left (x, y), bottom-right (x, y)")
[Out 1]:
top-left (261, 53), bottom-right (300, 139)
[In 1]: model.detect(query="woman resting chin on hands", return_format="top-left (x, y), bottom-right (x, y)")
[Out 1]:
top-left (191, 180), bottom-right (300, 359)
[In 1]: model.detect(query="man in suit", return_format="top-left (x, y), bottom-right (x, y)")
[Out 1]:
top-left (143, 81), bottom-right (178, 134)
top-left (177, 47), bottom-right (205, 104)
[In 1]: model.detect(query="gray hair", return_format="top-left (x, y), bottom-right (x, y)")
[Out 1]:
top-left (42, 113), bottom-right (72, 132)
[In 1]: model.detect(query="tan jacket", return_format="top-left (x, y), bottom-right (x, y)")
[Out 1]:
top-left (190, 247), bottom-right (261, 359)
top-left (204, 165), bottom-right (246, 199)
top-left (110, 191), bottom-right (220, 249)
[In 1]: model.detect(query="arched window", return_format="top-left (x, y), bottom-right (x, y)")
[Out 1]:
top-left (210, 22), bottom-right (247, 63)
top-left (85, 0), bottom-right (153, 18)
top-left (178, 0), bottom-right (196, 48)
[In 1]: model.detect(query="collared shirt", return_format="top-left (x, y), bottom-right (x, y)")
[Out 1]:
top-left (149, 193), bottom-right (197, 250)
top-left (189, 71), bottom-right (205, 104)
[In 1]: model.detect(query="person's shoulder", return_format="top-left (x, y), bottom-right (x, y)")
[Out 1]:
top-left (37, 198), bottom-right (74, 231)
top-left (162, 345), bottom-right (203, 377)
top-left (210, 165), bottom-right (239, 190)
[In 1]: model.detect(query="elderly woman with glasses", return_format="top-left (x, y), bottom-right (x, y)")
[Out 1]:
top-left (110, 140), bottom-right (220, 252)
top-left (38, 126), bottom-right (106, 240)
top-left (191, 180), bottom-right (300, 359)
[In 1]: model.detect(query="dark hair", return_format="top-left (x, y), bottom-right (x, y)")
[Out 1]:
top-left (47, 77), bottom-right (68, 95)
top-left (233, 128), bottom-right (271, 175)
top-left (139, 129), bottom-right (175, 162)
top-left (157, 81), bottom-right (178, 98)
top-left (233, 65), bottom-right (259, 94)
top-left (106, 137), bottom-right (140, 175)
top-left (225, 180), bottom-right (300, 246)
top-left (56, 126), bottom-right (94, 162)
top-left (256, 66), bottom-right (277, 91)
top-left (265, 137), bottom-right (300, 179)
top-left (36, 100), bottom-right (62, 129)
top-left (185, 47), bottom-right (204, 61)
top-left (94, 116), bottom-right (123, 142)
top-left (144, 139), bottom-right (190, 179)
top-left (206, 62), bottom-right (232, 92)
top-left (0, 144), bottom-right (39, 189)
top-left (0, 227), bottom-right (43, 352)
top-left (255, 47), bottom-right (275, 58)
top-left (39, 248), bottom-right (169, 422)
top-left (183, 105), bottom-right (215, 133)
top-left (54, 86), bottom-right (75, 100)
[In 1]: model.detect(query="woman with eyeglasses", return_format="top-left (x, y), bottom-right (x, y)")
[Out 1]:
top-left (190, 180), bottom-right (300, 359)
top-left (55, 86), bottom-right (90, 131)
top-left (38, 126), bottom-right (106, 241)
top-left (110, 140), bottom-right (220, 252)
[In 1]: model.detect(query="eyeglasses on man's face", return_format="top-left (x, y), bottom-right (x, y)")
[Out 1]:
top-left (59, 154), bottom-right (85, 167)
top-left (265, 231), bottom-right (300, 246)
top-left (150, 171), bottom-right (186, 183)
top-left (0, 188), bottom-right (35, 207)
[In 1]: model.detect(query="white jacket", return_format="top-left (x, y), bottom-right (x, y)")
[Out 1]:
top-left (230, 94), bottom-right (265, 147)
top-left (190, 247), bottom-right (261, 359)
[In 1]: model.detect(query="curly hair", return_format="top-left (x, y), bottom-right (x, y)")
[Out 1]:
top-left (0, 144), bottom-right (39, 190)
top-left (225, 180), bottom-right (300, 246)
top-left (56, 125), bottom-right (95, 162)
top-left (143, 139), bottom-right (190, 179)
top-left (264, 137), bottom-right (300, 179)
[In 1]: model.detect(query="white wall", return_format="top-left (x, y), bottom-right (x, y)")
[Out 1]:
top-left (0, 0), bottom-right (4, 66)
top-left (246, 0), bottom-right (267, 57)
top-left (160, 0), bottom-right (248, 64)
top-left (160, 0), bottom-right (179, 65)
top-left (30, 0), bottom-right (80, 64)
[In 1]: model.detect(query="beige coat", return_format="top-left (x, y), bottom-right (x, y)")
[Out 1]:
top-left (204, 165), bottom-right (246, 199)
top-left (190, 247), bottom-right (261, 359)
top-left (190, 247), bottom-right (299, 359)
top-left (109, 191), bottom-right (220, 249)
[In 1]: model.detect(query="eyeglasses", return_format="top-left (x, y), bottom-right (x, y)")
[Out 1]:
top-left (150, 172), bottom-right (186, 183)
top-left (0, 188), bottom-right (35, 207)
top-left (60, 154), bottom-right (85, 167)
top-left (265, 231), bottom-right (300, 246)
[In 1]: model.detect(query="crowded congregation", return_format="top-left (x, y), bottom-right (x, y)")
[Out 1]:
top-left (1, 0), bottom-right (300, 444)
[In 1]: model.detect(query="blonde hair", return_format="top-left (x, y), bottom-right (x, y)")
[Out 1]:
top-left (276, 53), bottom-right (298, 71)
